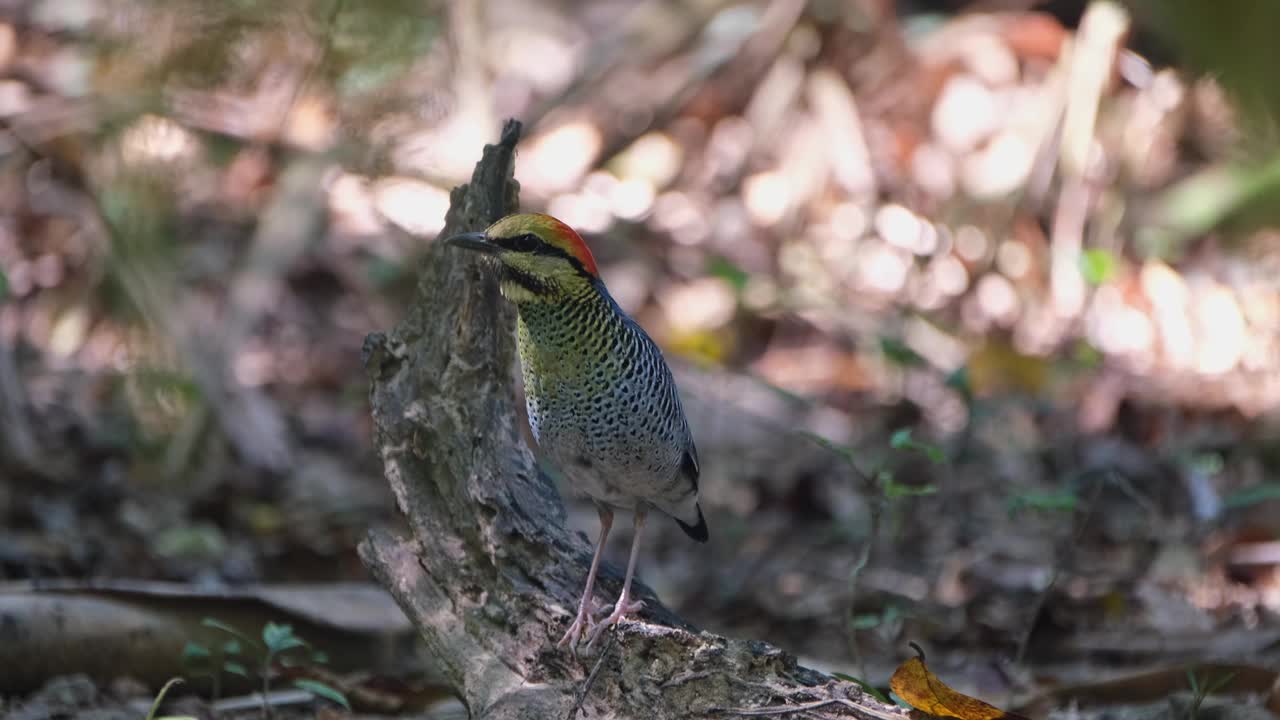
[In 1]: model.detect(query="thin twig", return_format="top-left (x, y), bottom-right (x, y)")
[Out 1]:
top-left (568, 632), bottom-right (618, 720)
top-left (728, 699), bottom-right (847, 717)
top-left (844, 482), bottom-right (882, 680)
top-left (712, 696), bottom-right (904, 719)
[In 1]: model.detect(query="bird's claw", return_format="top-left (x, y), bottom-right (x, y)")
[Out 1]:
top-left (558, 597), bottom-right (607, 652)
top-left (584, 597), bottom-right (644, 651)
top-left (557, 613), bottom-right (593, 651)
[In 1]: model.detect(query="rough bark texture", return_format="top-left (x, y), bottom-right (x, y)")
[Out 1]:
top-left (358, 120), bottom-right (909, 720)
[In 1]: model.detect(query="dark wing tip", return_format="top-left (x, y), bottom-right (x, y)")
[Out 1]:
top-left (681, 449), bottom-right (700, 492)
top-left (675, 503), bottom-right (709, 543)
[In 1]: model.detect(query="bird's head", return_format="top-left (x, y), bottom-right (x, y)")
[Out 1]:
top-left (445, 213), bottom-right (600, 303)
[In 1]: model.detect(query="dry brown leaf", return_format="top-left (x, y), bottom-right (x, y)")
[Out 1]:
top-left (890, 652), bottom-right (1030, 720)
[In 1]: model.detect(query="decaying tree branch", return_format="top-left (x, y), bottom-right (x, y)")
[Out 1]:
top-left (358, 120), bottom-right (909, 719)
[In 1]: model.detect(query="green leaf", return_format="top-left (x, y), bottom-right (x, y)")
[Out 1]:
top-left (201, 618), bottom-right (256, 647)
top-left (310, 650), bottom-right (329, 664)
top-left (292, 679), bottom-right (351, 710)
top-left (944, 366), bottom-right (971, 396)
top-left (882, 479), bottom-right (939, 499)
top-left (276, 637), bottom-right (307, 652)
top-left (181, 642), bottom-right (211, 662)
top-left (1079, 248), bottom-right (1117, 285)
top-left (262, 622), bottom-right (290, 648)
top-left (880, 337), bottom-right (926, 368)
top-left (889, 428), bottom-right (913, 450)
top-left (222, 661), bottom-right (249, 678)
top-left (1187, 453), bottom-right (1224, 476)
top-left (706, 256), bottom-right (750, 292)
top-left (1223, 483), bottom-right (1280, 509)
top-left (262, 622), bottom-right (306, 652)
top-left (889, 691), bottom-right (915, 709)
top-left (154, 524), bottom-right (227, 561)
top-left (888, 428), bottom-right (944, 464)
top-left (222, 639), bottom-right (241, 655)
top-left (1007, 490), bottom-right (1078, 516)
top-left (1141, 154), bottom-right (1280, 258)
top-left (849, 614), bottom-right (882, 630)
top-left (0, 266), bottom-right (8, 302)
top-left (831, 672), bottom-right (892, 705)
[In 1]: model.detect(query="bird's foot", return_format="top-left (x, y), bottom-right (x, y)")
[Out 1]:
top-left (584, 596), bottom-right (644, 651)
top-left (557, 597), bottom-right (606, 651)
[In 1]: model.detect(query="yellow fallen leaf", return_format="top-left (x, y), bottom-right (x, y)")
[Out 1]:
top-left (890, 652), bottom-right (1030, 720)
top-left (965, 339), bottom-right (1049, 397)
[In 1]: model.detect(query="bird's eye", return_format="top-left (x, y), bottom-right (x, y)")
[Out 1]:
top-left (512, 234), bottom-right (539, 252)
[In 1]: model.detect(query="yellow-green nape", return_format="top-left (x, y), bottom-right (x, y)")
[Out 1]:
top-left (487, 213), bottom-right (599, 276)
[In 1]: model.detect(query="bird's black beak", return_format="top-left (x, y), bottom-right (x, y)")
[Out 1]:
top-left (444, 231), bottom-right (498, 254)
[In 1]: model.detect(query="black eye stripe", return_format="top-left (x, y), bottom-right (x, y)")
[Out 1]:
top-left (493, 233), bottom-right (540, 251)
top-left (495, 232), bottom-right (593, 278)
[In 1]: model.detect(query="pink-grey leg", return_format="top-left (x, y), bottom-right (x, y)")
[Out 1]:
top-left (558, 504), bottom-right (613, 650)
top-left (586, 505), bottom-right (647, 650)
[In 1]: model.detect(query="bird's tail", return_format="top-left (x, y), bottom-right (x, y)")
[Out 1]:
top-left (674, 502), bottom-right (709, 543)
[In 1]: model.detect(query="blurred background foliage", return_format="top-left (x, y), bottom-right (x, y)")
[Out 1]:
top-left (4, 0), bottom-right (1280, 714)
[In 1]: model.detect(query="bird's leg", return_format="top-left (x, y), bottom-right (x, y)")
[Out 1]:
top-left (558, 504), bottom-right (613, 650)
top-left (586, 505), bottom-right (647, 650)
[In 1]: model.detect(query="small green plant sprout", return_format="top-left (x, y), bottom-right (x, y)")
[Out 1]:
top-left (880, 429), bottom-right (942, 503)
top-left (1006, 489), bottom-right (1079, 518)
top-left (143, 677), bottom-right (197, 720)
top-left (1185, 667), bottom-right (1237, 720)
top-left (877, 469), bottom-right (939, 500)
top-left (848, 604), bottom-right (905, 638)
top-left (182, 618), bottom-right (350, 718)
top-left (888, 428), bottom-right (945, 465)
top-left (802, 427), bottom-right (943, 679)
top-left (180, 634), bottom-right (240, 702)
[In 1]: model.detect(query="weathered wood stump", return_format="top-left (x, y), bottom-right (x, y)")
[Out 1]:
top-left (359, 120), bottom-right (907, 720)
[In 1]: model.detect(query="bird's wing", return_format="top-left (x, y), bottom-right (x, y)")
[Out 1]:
top-left (680, 444), bottom-right (699, 492)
